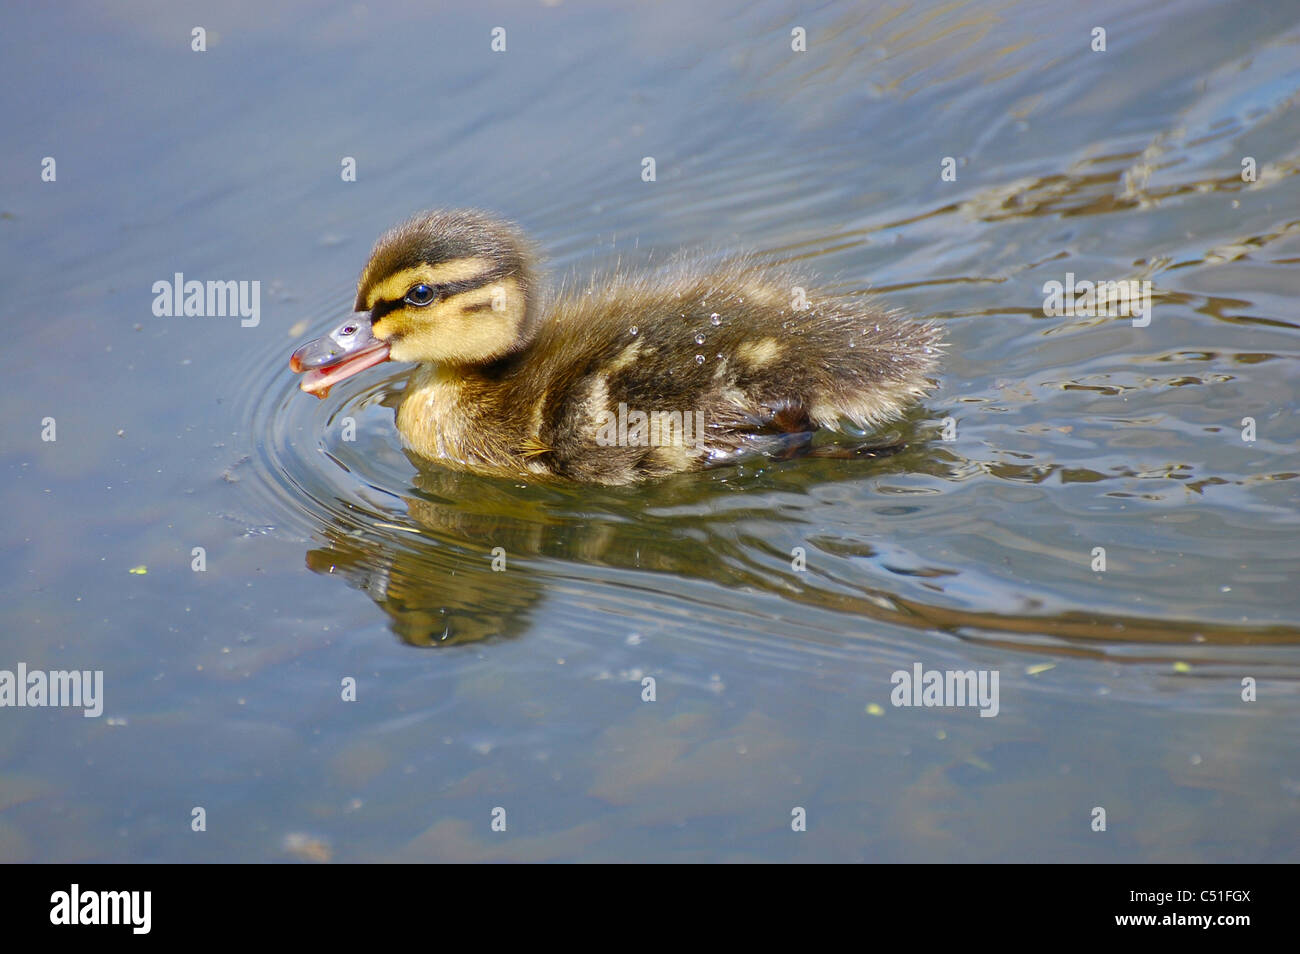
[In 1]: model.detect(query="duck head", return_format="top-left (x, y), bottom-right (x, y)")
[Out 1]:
top-left (291, 209), bottom-right (538, 397)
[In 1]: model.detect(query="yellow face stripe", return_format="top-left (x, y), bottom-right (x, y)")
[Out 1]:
top-left (359, 257), bottom-right (496, 311)
top-left (372, 277), bottom-right (526, 366)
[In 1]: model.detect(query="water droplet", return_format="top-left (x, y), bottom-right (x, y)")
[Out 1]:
top-left (694, 332), bottom-right (706, 345)
top-left (710, 312), bottom-right (721, 325)
top-left (629, 326), bottom-right (639, 336)
top-left (695, 354), bottom-right (705, 364)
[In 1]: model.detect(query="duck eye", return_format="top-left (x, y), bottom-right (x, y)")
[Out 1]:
top-left (405, 284), bottom-right (437, 306)
top-left (341, 325), bottom-right (356, 335)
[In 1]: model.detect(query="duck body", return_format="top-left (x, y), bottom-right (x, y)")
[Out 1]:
top-left (291, 210), bottom-right (941, 485)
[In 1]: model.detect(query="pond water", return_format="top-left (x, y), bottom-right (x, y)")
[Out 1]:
top-left (2, 0), bottom-right (1298, 862)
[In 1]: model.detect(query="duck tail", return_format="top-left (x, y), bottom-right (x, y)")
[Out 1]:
top-left (799, 310), bottom-right (943, 430)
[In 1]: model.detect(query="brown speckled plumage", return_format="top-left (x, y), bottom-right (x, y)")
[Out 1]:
top-left (356, 210), bottom-right (942, 485)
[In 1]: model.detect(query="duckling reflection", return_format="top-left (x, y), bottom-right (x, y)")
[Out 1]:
top-left (303, 465), bottom-right (557, 647)
top-left (303, 419), bottom-right (1300, 656)
top-left (303, 422), bottom-right (924, 647)
top-left (304, 530), bottom-right (539, 647)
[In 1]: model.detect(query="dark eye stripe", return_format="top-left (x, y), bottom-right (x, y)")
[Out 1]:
top-left (436, 267), bottom-right (512, 297)
top-left (371, 298), bottom-right (404, 320)
top-left (371, 268), bottom-right (512, 315)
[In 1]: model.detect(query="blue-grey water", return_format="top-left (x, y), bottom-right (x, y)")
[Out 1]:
top-left (1, 0), bottom-right (1298, 862)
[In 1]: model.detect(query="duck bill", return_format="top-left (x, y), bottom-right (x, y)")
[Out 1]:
top-left (289, 319), bottom-right (391, 399)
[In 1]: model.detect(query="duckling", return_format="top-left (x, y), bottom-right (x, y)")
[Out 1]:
top-left (290, 209), bottom-right (941, 485)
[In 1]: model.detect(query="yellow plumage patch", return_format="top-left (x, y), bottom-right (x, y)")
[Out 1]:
top-left (736, 338), bottom-right (782, 367)
top-left (376, 278), bottom-right (525, 366)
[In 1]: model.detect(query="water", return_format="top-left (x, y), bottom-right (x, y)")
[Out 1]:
top-left (2, 0), bottom-right (1298, 862)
